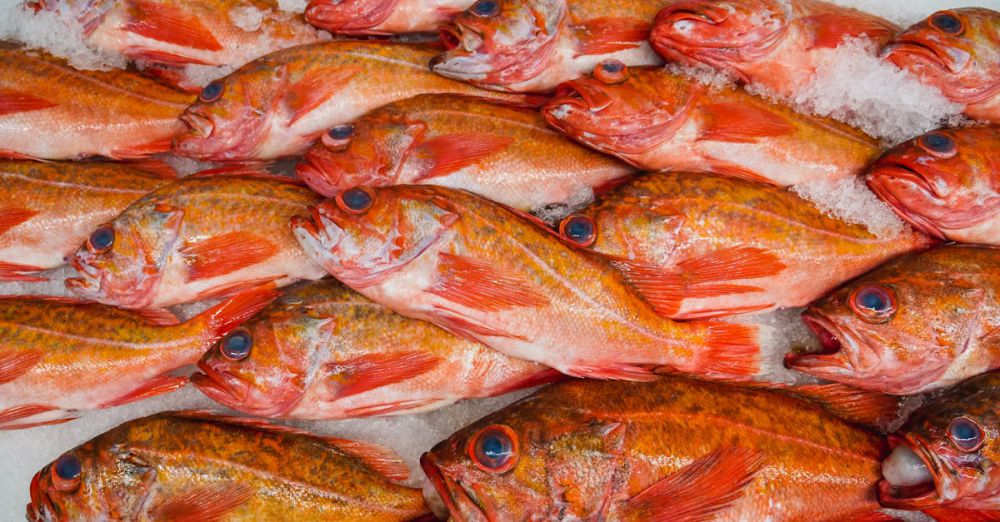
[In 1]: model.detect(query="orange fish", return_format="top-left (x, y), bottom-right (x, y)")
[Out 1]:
top-left (422, 377), bottom-right (889, 521)
top-left (868, 126), bottom-right (1000, 246)
top-left (786, 245), bottom-right (1000, 396)
top-left (27, 411), bottom-right (431, 521)
top-left (0, 160), bottom-right (176, 282)
top-left (884, 8), bottom-right (1000, 123)
top-left (306, 0), bottom-right (474, 35)
top-left (430, 0), bottom-right (666, 92)
top-left (173, 41), bottom-right (525, 161)
top-left (0, 287), bottom-right (275, 430)
top-left (543, 64), bottom-right (879, 185)
top-left (297, 94), bottom-right (635, 211)
top-left (0, 47), bottom-right (193, 160)
top-left (193, 279), bottom-right (559, 418)
top-left (556, 172), bottom-right (933, 320)
top-left (66, 173), bottom-right (327, 309)
top-left (292, 185), bottom-right (761, 382)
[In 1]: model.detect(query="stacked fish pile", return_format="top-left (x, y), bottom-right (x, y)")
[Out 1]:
top-left (1, 0), bottom-right (998, 520)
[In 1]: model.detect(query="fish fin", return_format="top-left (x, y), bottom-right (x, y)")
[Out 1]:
top-left (343, 398), bottom-right (445, 418)
top-left (124, 159), bottom-right (179, 179)
top-left (124, 47), bottom-right (215, 66)
top-left (0, 404), bottom-right (74, 429)
top-left (181, 232), bottom-right (280, 282)
top-left (785, 383), bottom-right (902, 429)
top-left (805, 12), bottom-right (896, 50)
top-left (132, 307), bottom-right (181, 326)
top-left (414, 133), bottom-right (513, 181)
top-left (148, 482), bottom-right (255, 522)
top-left (433, 309), bottom-right (528, 342)
top-left (196, 284), bottom-right (281, 339)
top-left (98, 375), bottom-right (188, 408)
top-left (0, 207), bottom-right (38, 235)
top-left (623, 446), bottom-right (766, 522)
top-left (0, 150), bottom-right (39, 160)
top-left (923, 509), bottom-right (1000, 522)
top-left (285, 66), bottom-right (361, 124)
top-left (592, 174), bottom-right (636, 197)
top-left (487, 368), bottom-right (565, 396)
top-left (191, 166), bottom-right (305, 185)
top-left (325, 351), bottom-right (442, 399)
top-left (706, 161), bottom-right (786, 185)
top-left (124, 0), bottom-right (223, 52)
top-left (0, 89), bottom-right (56, 117)
top-left (110, 137), bottom-right (175, 159)
top-left (429, 253), bottom-right (548, 312)
top-left (840, 512), bottom-right (903, 522)
top-left (691, 323), bottom-right (760, 378)
top-left (678, 303), bottom-right (775, 321)
top-left (0, 261), bottom-right (47, 282)
top-left (574, 17), bottom-right (650, 56)
top-left (0, 350), bottom-right (44, 385)
top-left (699, 102), bottom-right (795, 143)
top-left (565, 364), bottom-right (659, 382)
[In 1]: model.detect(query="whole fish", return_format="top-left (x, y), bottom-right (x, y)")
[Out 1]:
top-left (0, 287), bottom-right (275, 430)
top-left (880, 371), bottom-right (1000, 517)
top-left (785, 245), bottom-right (1000, 396)
top-left (430, 0), bottom-right (666, 93)
top-left (650, 0), bottom-right (897, 99)
top-left (296, 94), bottom-right (635, 211)
top-left (868, 126), bottom-right (1000, 246)
top-left (884, 8), bottom-right (1000, 123)
top-left (0, 47), bottom-right (192, 160)
top-left (67, 173), bottom-right (327, 309)
top-left (422, 377), bottom-right (888, 521)
top-left (193, 279), bottom-right (560, 418)
top-left (557, 172), bottom-right (933, 320)
top-left (0, 160), bottom-right (176, 282)
top-left (305, 0), bottom-right (474, 35)
top-left (173, 41), bottom-right (525, 161)
top-left (27, 411), bottom-right (431, 521)
top-left (292, 185), bottom-right (761, 382)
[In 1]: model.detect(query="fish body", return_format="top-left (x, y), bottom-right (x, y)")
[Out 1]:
top-left (543, 66), bottom-right (879, 185)
top-left (650, 0), bottom-right (897, 98)
top-left (0, 160), bottom-right (176, 282)
top-left (430, 0), bottom-right (666, 93)
top-left (0, 47), bottom-right (192, 160)
top-left (292, 185), bottom-right (761, 382)
top-left (193, 279), bottom-right (560, 419)
top-left (422, 377), bottom-right (887, 521)
top-left (0, 288), bottom-right (275, 430)
top-left (67, 174), bottom-right (327, 309)
top-left (884, 8), bottom-right (1000, 123)
top-left (562, 172), bottom-right (933, 320)
top-left (868, 126), bottom-right (1000, 246)
top-left (305, 0), bottom-right (474, 35)
top-left (786, 245), bottom-right (1000, 395)
top-left (27, 411), bottom-right (430, 521)
top-left (173, 41), bottom-right (522, 161)
top-left (297, 94), bottom-right (635, 211)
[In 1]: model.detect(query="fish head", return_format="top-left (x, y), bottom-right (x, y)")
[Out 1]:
top-left (431, 0), bottom-right (565, 89)
top-left (880, 371), bottom-right (1000, 510)
top-left (65, 202), bottom-right (184, 309)
top-left (304, 0), bottom-right (401, 34)
top-left (884, 8), bottom-right (1000, 104)
top-left (557, 199), bottom-right (684, 265)
top-left (651, 0), bottom-right (789, 72)
top-left (868, 127), bottom-right (1000, 239)
top-left (543, 64), bottom-right (696, 158)
top-left (292, 186), bottom-right (460, 288)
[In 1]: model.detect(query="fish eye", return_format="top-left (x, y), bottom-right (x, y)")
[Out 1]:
top-left (220, 328), bottom-right (252, 361)
top-left (321, 124), bottom-right (355, 150)
top-left (930, 12), bottom-right (963, 35)
top-left (594, 59), bottom-right (628, 84)
top-left (335, 187), bottom-right (375, 214)
top-left (87, 226), bottom-right (115, 254)
top-left (469, 425), bottom-right (517, 473)
top-left (849, 284), bottom-right (897, 323)
top-left (559, 215), bottom-right (597, 247)
top-left (52, 454), bottom-right (81, 492)
top-left (917, 132), bottom-right (957, 158)
top-left (471, 0), bottom-right (500, 17)
top-left (949, 417), bottom-right (984, 452)
top-left (199, 81), bottom-right (224, 103)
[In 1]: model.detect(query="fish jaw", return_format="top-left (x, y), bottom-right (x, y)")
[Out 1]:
top-left (66, 253), bottom-right (160, 310)
top-left (878, 435), bottom-right (947, 510)
top-left (420, 453), bottom-right (490, 522)
top-left (866, 162), bottom-right (950, 240)
top-left (783, 314), bottom-right (884, 387)
top-left (305, 0), bottom-right (401, 34)
top-left (173, 105), bottom-right (271, 161)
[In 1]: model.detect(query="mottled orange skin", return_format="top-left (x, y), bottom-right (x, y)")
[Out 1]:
top-left (423, 377), bottom-right (886, 521)
top-left (885, 8), bottom-right (1000, 123)
top-left (0, 47), bottom-right (192, 160)
top-left (543, 67), bottom-right (879, 186)
top-left (788, 246), bottom-right (1000, 395)
top-left (297, 94), bottom-right (634, 211)
top-left (27, 412), bottom-right (430, 521)
top-left (575, 172), bottom-right (933, 319)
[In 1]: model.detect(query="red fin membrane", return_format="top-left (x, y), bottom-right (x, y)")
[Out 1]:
top-left (923, 509), bottom-right (1000, 522)
top-left (414, 133), bottom-right (513, 180)
top-left (574, 17), bottom-right (650, 56)
top-left (0, 90), bottom-right (56, 117)
top-left (124, 0), bottom-right (223, 52)
top-left (285, 66), bottom-right (361, 124)
top-left (325, 351), bottom-right (442, 398)
top-left (149, 482), bottom-right (255, 522)
top-left (125, 47), bottom-right (214, 66)
top-left (786, 383), bottom-right (902, 429)
top-left (99, 374), bottom-right (188, 408)
top-left (566, 364), bottom-right (659, 382)
top-left (487, 368), bottom-right (564, 396)
top-left (0, 261), bottom-right (47, 282)
top-left (0, 404), bottom-right (73, 430)
top-left (0, 350), bottom-right (43, 384)
top-left (805, 11), bottom-right (896, 50)
top-left (133, 307), bottom-right (181, 326)
top-left (699, 102), bottom-right (795, 143)
top-left (111, 137), bottom-right (175, 159)
top-left (344, 398), bottom-right (444, 418)
top-left (326, 438), bottom-right (411, 481)
top-left (696, 323), bottom-right (760, 378)
top-left (125, 159), bottom-right (179, 178)
top-left (430, 253), bottom-right (548, 312)
top-left (433, 310), bottom-right (528, 342)
top-left (198, 284), bottom-right (281, 339)
top-left (182, 232), bottom-right (280, 282)
top-left (0, 207), bottom-right (38, 235)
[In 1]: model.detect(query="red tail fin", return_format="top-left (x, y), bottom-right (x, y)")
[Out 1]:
top-left (196, 284), bottom-right (280, 339)
top-left (698, 323), bottom-right (760, 378)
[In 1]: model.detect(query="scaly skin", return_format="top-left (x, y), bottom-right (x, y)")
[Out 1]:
top-left (297, 94), bottom-right (635, 211)
top-left (306, 0), bottom-right (475, 35)
top-left (27, 412), bottom-right (430, 521)
top-left (0, 47), bottom-right (192, 160)
top-left (423, 377), bottom-right (886, 521)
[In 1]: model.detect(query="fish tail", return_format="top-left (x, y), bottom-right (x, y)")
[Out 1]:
top-left (696, 323), bottom-right (761, 378)
top-left (195, 283), bottom-right (280, 341)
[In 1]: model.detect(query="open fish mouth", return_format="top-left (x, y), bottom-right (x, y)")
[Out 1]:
top-left (867, 163), bottom-right (948, 239)
top-left (179, 111), bottom-right (215, 139)
top-left (657, 2), bottom-right (732, 27)
top-left (783, 315), bottom-right (846, 370)
top-left (884, 39), bottom-right (959, 73)
top-left (420, 454), bottom-right (488, 521)
top-left (879, 435), bottom-right (941, 509)
top-left (430, 26), bottom-right (490, 81)
top-left (191, 362), bottom-right (251, 405)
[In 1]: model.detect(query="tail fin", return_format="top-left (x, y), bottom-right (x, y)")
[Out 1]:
top-left (696, 323), bottom-right (760, 378)
top-left (194, 284), bottom-right (280, 340)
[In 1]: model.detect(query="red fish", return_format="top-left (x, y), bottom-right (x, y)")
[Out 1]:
top-left (305, 0), bottom-right (475, 35)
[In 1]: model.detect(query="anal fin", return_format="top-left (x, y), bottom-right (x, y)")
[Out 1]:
top-left (149, 482), bottom-right (255, 522)
top-left (99, 374), bottom-right (188, 408)
top-left (0, 350), bottom-right (44, 384)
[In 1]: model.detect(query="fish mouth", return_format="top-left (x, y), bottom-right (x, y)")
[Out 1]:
top-left (304, 0), bottom-right (397, 34)
top-left (420, 454), bottom-right (488, 521)
top-left (430, 25), bottom-right (490, 81)
top-left (191, 362), bottom-right (251, 406)
top-left (552, 81), bottom-right (614, 113)
top-left (884, 38), bottom-right (964, 74)
top-left (879, 435), bottom-right (942, 509)
top-left (866, 163), bottom-right (948, 239)
top-left (179, 111), bottom-right (215, 139)
top-left (295, 158), bottom-right (343, 198)
top-left (657, 2), bottom-right (732, 28)
top-left (783, 315), bottom-right (847, 371)
top-left (27, 470), bottom-right (55, 522)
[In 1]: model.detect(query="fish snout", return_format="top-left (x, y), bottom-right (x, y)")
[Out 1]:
top-left (179, 111), bottom-right (215, 140)
top-left (656, 1), bottom-right (732, 31)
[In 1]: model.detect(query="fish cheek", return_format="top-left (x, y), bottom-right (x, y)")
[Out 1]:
top-left (543, 422), bottom-right (628, 518)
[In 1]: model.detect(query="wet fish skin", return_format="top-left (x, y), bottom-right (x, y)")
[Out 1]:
top-left (305, 0), bottom-right (474, 35)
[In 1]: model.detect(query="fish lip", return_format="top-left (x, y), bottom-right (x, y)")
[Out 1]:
top-left (192, 361), bottom-right (250, 404)
top-left (429, 49), bottom-right (491, 81)
top-left (878, 435), bottom-right (944, 509)
top-left (27, 471), bottom-right (55, 522)
top-left (783, 314), bottom-right (847, 371)
top-left (179, 111), bottom-right (215, 139)
top-left (884, 38), bottom-right (956, 73)
top-left (658, 2), bottom-right (730, 25)
top-left (552, 81), bottom-right (611, 112)
top-left (304, 0), bottom-right (395, 33)
top-left (295, 159), bottom-right (342, 197)
top-left (420, 454), bottom-right (488, 521)
top-left (867, 164), bottom-right (948, 239)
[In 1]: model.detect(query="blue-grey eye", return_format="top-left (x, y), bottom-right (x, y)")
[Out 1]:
top-left (55, 455), bottom-right (81, 481)
top-left (88, 226), bottom-right (115, 253)
top-left (931, 12), bottom-right (963, 34)
top-left (337, 187), bottom-right (374, 213)
top-left (559, 215), bottom-right (597, 247)
top-left (199, 81), bottom-right (224, 103)
top-left (221, 329), bottom-right (252, 361)
top-left (918, 132), bottom-right (957, 157)
top-left (949, 417), bottom-right (983, 452)
top-left (328, 124), bottom-right (354, 140)
top-left (471, 0), bottom-right (500, 17)
top-left (849, 284), bottom-right (897, 323)
top-left (472, 425), bottom-right (517, 472)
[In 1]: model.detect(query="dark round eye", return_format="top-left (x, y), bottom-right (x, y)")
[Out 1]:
top-left (88, 226), bottom-right (115, 254)
top-left (849, 284), bottom-right (897, 323)
top-left (949, 417), bottom-right (984, 452)
top-left (199, 81), bottom-right (224, 103)
top-left (328, 124), bottom-right (354, 140)
top-left (52, 454), bottom-right (81, 492)
top-left (930, 12), bottom-right (963, 35)
top-left (918, 132), bottom-right (957, 158)
top-left (559, 215), bottom-right (597, 247)
top-left (336, 187), bottom-right (374, 214)
top-left (220, 328), bottom-right (252, 361)
top-left (469, 425), bottom-right (517, 473)
top-left (471, 0), bottom-right (500, 17)
top-left (594, 59), bottom-right (628, 84)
